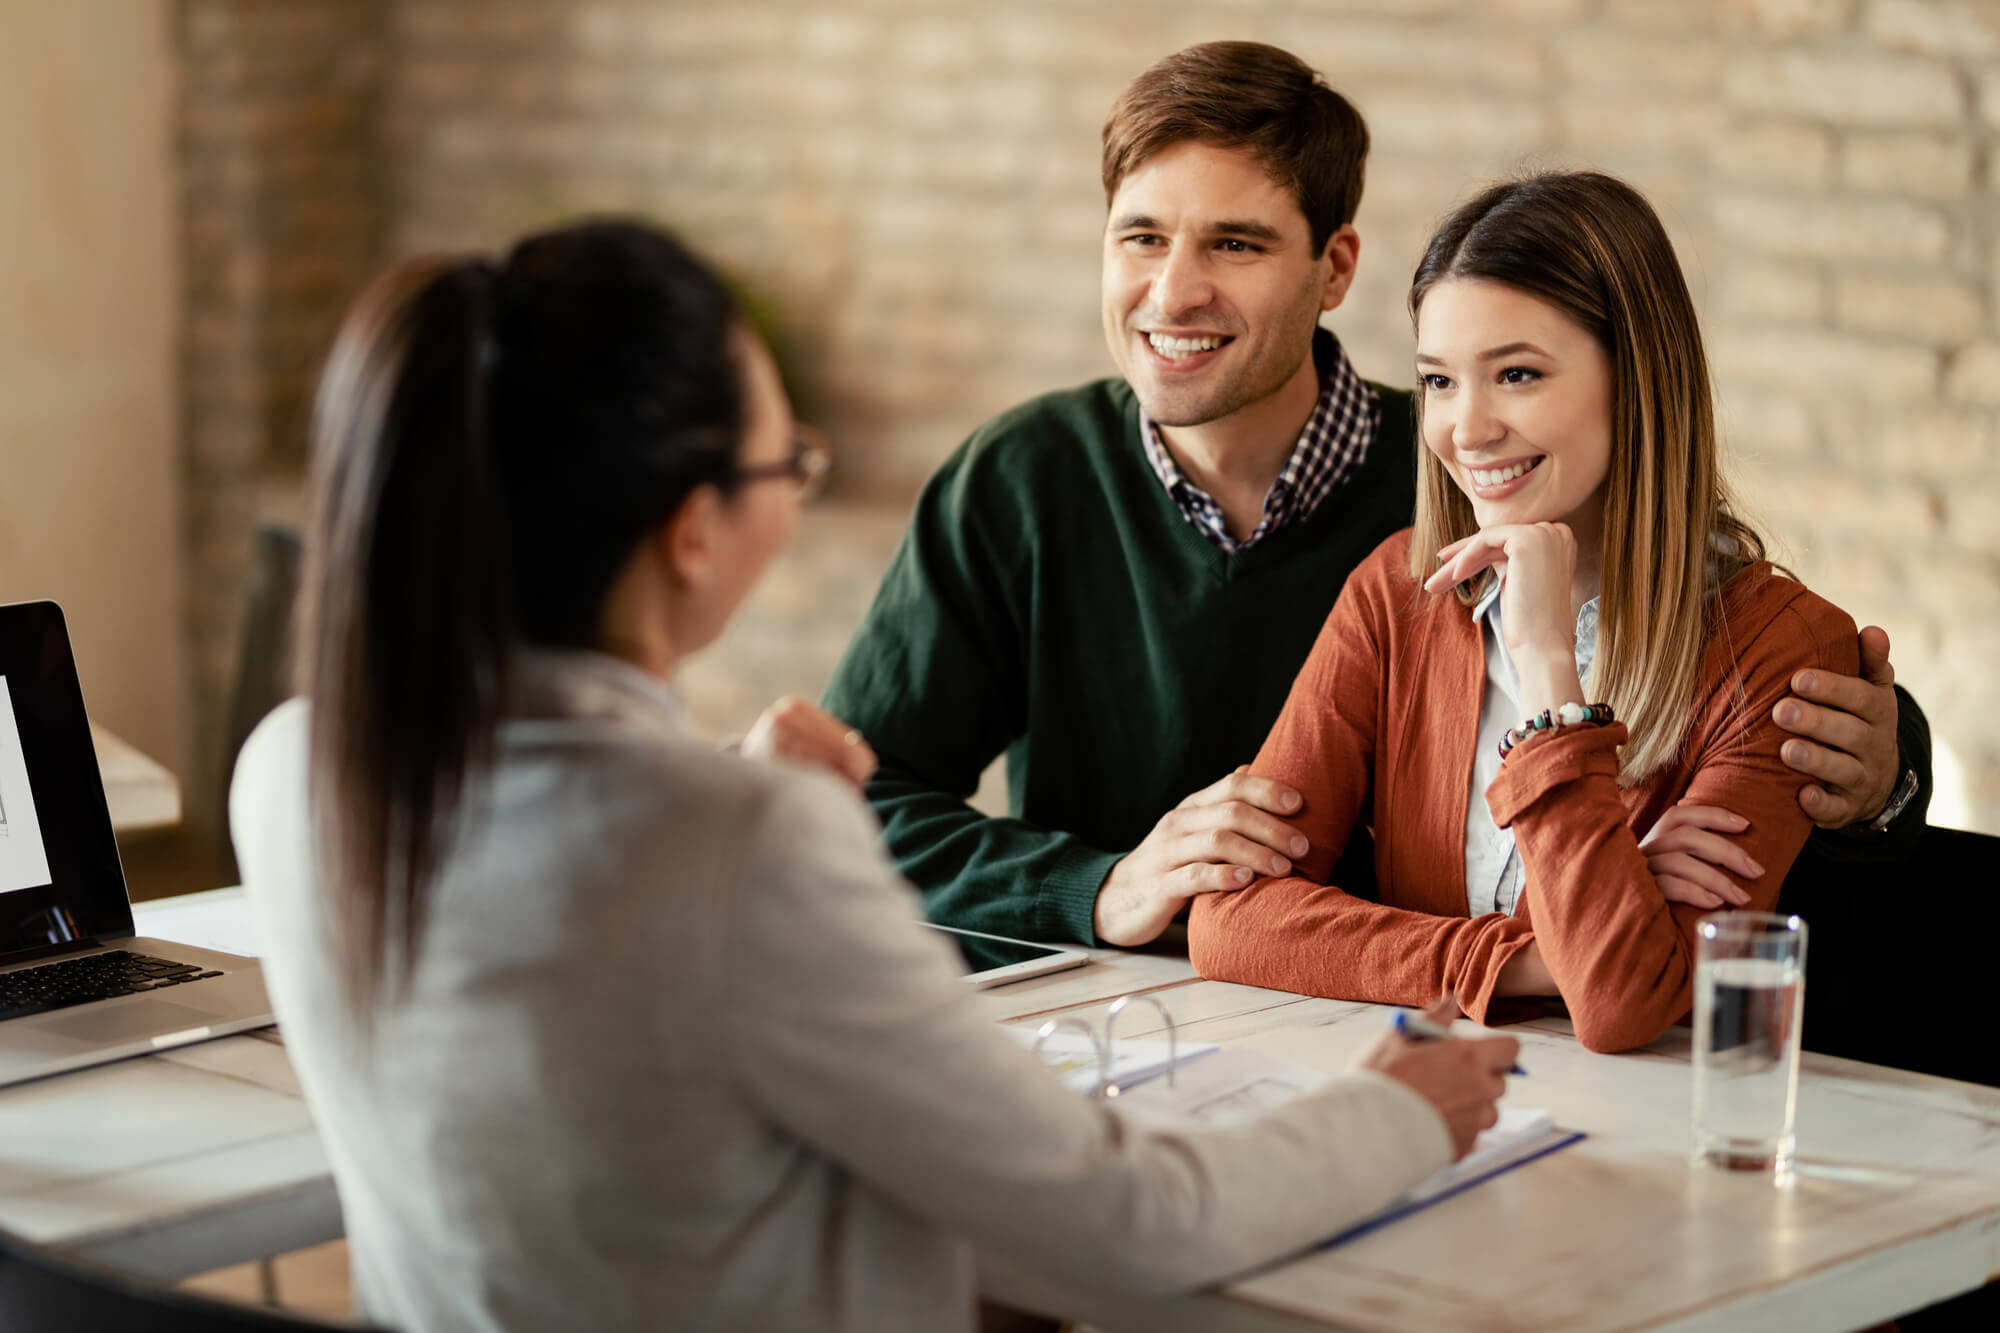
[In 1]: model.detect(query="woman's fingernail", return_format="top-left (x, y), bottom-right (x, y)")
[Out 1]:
top-left (1290, 835), bottom-right (1309, 856)
top-left (1775, 703), bottom-right (1798, 726)
top-left (1746, 860), bottom-right (1765, 877)
top-left (1234, 866), bottom-right (1254, 884)
top-left (1270, 857), bottom-right (1290, 875)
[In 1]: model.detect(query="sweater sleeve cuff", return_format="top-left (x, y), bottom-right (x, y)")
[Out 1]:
top-left (1485, 721), bottom-right (1628, 828)
top-left (1453, 917), bottom-right (1538, 1026)
top-left (1038, 845), bottom-right (1123, 946)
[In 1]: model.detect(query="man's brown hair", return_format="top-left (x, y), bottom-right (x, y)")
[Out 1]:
top-left (1100, 41), bottom-right (1370, 255)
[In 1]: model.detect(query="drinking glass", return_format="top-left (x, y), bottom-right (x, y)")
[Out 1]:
top-left (1691, 911), bottom-right (1807, 1179)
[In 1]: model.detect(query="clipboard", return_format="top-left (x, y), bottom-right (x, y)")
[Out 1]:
top-left (1317, 1109), bottom-right (1587, 1249)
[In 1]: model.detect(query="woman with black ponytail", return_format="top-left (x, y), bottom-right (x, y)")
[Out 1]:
top-left (231, 219), bottom-right (1515, 1333)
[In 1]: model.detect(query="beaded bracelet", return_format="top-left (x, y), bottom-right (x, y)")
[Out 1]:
top-left (1498, 701), bottom-right (1615, 760)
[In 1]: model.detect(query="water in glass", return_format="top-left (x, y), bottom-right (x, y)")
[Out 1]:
top-left (1692, 955), bottom-right (1803, 1174)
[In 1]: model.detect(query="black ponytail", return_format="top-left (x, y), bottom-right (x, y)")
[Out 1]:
top-left (297, 221), bottom-right (744, 1010)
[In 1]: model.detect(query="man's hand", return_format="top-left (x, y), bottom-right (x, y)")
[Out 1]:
top-left (1092, 766), bottom-right (1308, 947)
top-left (1356, 998), bottom-right (1519, 1160)
top-left (1772, 626), bottom-right (1899, 828)
top-left (739, 695), bottom-right (877, 790)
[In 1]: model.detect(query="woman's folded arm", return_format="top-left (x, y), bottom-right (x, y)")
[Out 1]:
top-left (1489, 594), bottom-right (1859, 1053)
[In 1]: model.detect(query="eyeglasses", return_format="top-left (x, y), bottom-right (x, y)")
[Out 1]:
top-left (730, 426), bottom-right (832, 502)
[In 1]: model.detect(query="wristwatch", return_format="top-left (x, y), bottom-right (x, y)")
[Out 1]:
top-left (1860, 765), bottom-right (1920, 833)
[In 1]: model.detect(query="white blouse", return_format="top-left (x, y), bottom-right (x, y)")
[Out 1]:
top-left (1463, 581), bottom-right (1601, 919)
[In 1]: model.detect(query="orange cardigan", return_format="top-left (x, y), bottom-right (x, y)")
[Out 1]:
top-left (1187, 530), bottom-right (1859, 1053)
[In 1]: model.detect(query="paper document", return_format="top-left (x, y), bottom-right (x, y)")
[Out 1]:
top-left (1319, 1107), bottom-right (1584, 1248)
top-left (132, 887), bottom-right (264, 959)
top-left (1103, 1044), bottom-right (1337, 1129)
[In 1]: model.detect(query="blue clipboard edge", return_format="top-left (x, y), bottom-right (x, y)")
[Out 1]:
top-left (1317, 1128), bottom-right (1589, 1250)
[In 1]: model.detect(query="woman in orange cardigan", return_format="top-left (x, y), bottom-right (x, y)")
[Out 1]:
top-left (1187, 171), bottom-right (1858, 1054)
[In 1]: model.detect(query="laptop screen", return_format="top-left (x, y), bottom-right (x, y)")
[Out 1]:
top-left (0, 603), bottom-right (133, 960)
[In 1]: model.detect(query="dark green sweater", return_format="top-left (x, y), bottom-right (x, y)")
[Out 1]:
top-left (821, 369), bottom-right (1419, 944)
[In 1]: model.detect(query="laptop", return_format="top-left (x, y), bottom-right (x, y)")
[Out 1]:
top-left (0, 601), bottom-right (271, 1088)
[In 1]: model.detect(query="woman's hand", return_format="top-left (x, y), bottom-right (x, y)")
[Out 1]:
top-left (739, 695), bottom-right (878, 789)
top-left (1638, 800), bottom-right (1761, 910)
top-left (1425, 523), bottom-right (1583, 715)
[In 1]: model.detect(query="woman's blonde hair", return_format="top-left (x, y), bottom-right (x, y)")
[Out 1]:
top-left (1406, 171), bottom-right (1765, 783)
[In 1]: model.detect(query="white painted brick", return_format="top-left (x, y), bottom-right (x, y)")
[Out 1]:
top-left (1710, 120), bottom-right (1836, 188)
top-left (1714, 190), bottom-right (1951, 262)
top-left (1272, 21), bottom-right (1546, 94)
top-left (1792, 468), bottom-right (1941, 540)
top-left (878, 82), bottom-right (966, 134)
top-left (1864, 0), bottom-right (2000, 55)
top-left (1726, 50), bottom-right (1964, 126)
top-left (1947, 341), bottom-right (2000, 404)
top-left (957, 74), bottom-right (1059, 134)
top-left (1910, 560), bottom-right (2000, 630)
top-left (1715, 259), bottom-right (1824, 321)
top-left (890, 19), bottom-right (983, 73)
top-left (1712, 326), bottom-right (1939, 398)
top-left (793, 13), bottom-right (874, 62)
top-left (1718, 389), bottom-right (1817, 455)
top-left (1835, 273), bottom-right (1985, 341)
top-left (1723, 0), bottom-right (1863, 36)
top-left (1605, 0), bottom-right (1727, 29)
top-left (567, 6), bottom-right (638, 59)
top-left (1802, 546), bottom-right (1916, 627)
top-left (1991, 240), bottom-right (2000, 335)
top-left (1840, 133), bottom-right (1977, 196)
top-left (1981, 69), bottom-right (2000, 129)
top-left (1555, 33), bottom-right (1725, 93)
top-left (1824, 404), bottom-right (1995, 475)
top-left (1361, 89), bottom-right (1549, 152)
top-left (1559, 97), bottom-right (1729, 153)
top-left (985, 16), bottom-right (1163, 73)
top-left (628, 8), bottom-right (791, 61)
top-left (1947, 490), bottom-right (2000, 557)
top-left (1490, 0), bottom-right (1597, 16)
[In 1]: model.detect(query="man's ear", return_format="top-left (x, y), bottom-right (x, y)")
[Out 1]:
top-left (1319, 224), bottom-right (1361, 313)
top-left (660, 484), bottom-right (723, 592)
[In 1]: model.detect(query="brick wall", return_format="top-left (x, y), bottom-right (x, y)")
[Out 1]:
top-left (176, 0), bottom-right (385, 823)
top-left (177, 0), bottom-right (2000, 831)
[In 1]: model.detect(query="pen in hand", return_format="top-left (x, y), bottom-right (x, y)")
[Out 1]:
top-left (1394, 1008), bottom-right (1529, 1077)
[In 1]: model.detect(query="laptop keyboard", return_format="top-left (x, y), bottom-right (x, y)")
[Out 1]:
top-left (0, 950), bottom-right (223, 1022)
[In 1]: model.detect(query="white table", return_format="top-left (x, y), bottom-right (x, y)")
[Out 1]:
top-left (7, 890), bottom-right (1996, 1330)
top-left (92, 723), bottom-right (181, 833)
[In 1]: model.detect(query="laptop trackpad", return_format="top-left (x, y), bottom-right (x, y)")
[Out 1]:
top-left (40, 1001), bottom-right (213, 1045)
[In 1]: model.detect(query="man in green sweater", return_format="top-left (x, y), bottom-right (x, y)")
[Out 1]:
top-left (821, 40), bottom-right (1929, 949)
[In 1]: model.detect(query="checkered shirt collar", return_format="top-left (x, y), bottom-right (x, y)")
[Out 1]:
top-left (1139, 332), bottom-right (1380, 553)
